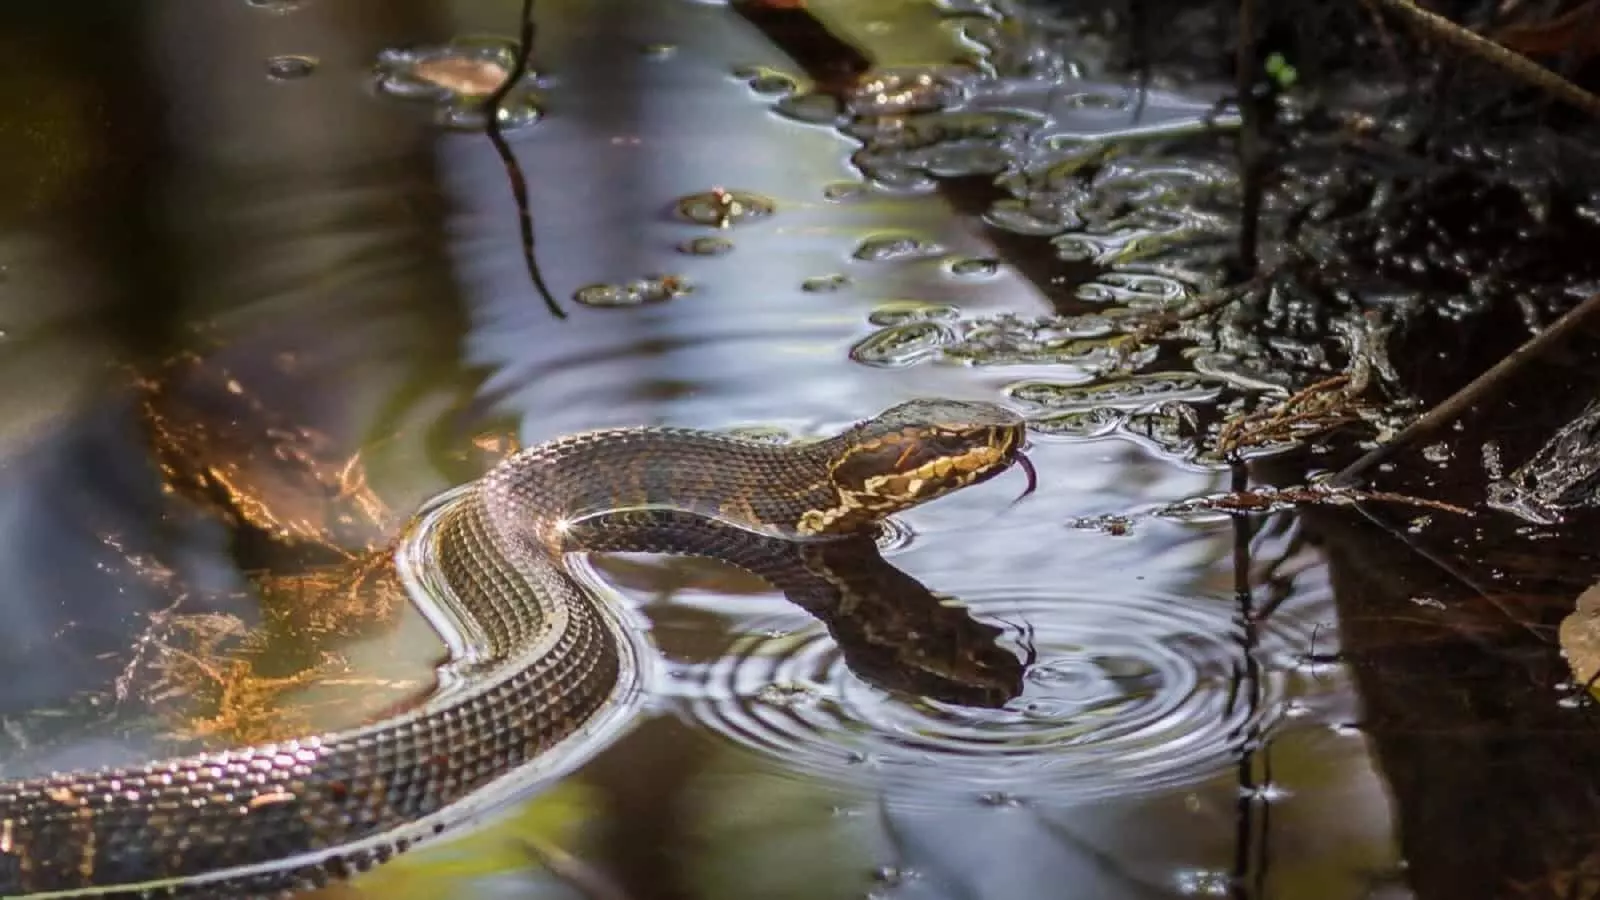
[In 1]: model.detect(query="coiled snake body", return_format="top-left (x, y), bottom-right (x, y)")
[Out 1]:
top-left (0, 399), bottom-right (1027, 898)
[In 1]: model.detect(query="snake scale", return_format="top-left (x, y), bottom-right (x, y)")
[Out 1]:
top-left (0, 398), bottom-right (1029, 898)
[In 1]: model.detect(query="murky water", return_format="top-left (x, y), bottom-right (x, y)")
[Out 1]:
top-left (0, 1), bottom-right (1403, 898)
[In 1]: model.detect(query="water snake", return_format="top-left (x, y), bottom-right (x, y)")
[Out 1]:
top-left (0, 398), bottom-right (1030, 898)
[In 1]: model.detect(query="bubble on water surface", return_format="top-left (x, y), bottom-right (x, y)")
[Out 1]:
top-left (675, 189), bottom-right (776, 228)
top-left (573, 275), bottom-right (692, 309)
top-left (265, 55), bottom-right (318, 81)
top-left (801, 274), bottom-right (852, 294)
top-left (849, 322), bottom-right (954, 368)
top-left (671, 589), bottom-right (1312, 806)
top-left (853, 234), bottom-right (944, 262)
top-left (732, 65), bottom-right (800, 96)
top-left (947, 256), bottom-right (1000, 278)
top-left (678, 236), bottom-right (734, 256)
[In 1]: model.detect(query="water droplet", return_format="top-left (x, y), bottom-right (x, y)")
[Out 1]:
top-left (948, 256), bottom-right (999, 278)
top-left (1422, 441), bottom-right (1451, 463)
top-left (573, 275), bottom-right (692, 308)
top-left (853, 234), bottom-right (944, 262)
top-left (674, 189), bottom-right (776, 228)
top-left (801, 273), bottom-right (852, 293)
top-left (678, 236), bottom-right (734, 256)
top-left (265, 55), bottom-right (317, 81)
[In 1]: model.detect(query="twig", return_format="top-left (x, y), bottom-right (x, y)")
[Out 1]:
top-left (484, 0), bottom-right (566, 320)
top-left (1365, 0), bottom-right (1600, 120)
top-left (1329, 290), bottom-right (1600, 488)
top-left (1216, 374), bottom-right (1364, 456)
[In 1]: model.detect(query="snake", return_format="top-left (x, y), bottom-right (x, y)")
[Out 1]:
top-left (0, 398), bottom-right (1030, 898)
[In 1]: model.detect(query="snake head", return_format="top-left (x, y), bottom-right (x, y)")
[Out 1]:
top-left (800, 399), bottom-right (1028, 535)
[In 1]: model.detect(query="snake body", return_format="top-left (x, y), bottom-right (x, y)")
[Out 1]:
top-left (0, 399), bottom-right (1027, 898)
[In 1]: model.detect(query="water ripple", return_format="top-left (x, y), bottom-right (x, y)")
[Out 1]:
top-left (668, 589), bottom-right (1306, 806)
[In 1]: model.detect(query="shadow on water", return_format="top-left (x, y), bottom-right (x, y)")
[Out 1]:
top-left (7, 0), bottom-right (1557, 898)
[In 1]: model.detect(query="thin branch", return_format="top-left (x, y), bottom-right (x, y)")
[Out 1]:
top-left (484, 0), bottom-right (566, 320)
top-left (1329, 290), bottom-right (1600, 488)
top-left (1366, 0), bottom-right (1600, 120)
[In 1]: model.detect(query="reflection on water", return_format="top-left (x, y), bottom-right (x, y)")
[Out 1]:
top-left (0, 0), bottom-right (1401, 898)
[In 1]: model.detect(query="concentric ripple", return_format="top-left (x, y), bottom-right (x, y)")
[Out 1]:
top-left (669, 589), bottom-right (1312, 805)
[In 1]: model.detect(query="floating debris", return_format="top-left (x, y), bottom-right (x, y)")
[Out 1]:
top-left (1068, 514), bottom-right (1135, 535)
top-left (373, 38), bottom-right (542, 130)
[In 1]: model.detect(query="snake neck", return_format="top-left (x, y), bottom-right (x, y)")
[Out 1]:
top-left (481, 427), bottom-right (843, 554)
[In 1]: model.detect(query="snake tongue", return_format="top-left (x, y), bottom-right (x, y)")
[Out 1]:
top-left (1011, 450), bottom-right (1039, 502)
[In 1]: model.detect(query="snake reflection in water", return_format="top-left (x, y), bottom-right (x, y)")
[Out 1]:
top-left (0, 398), bottom-right (1033, 898)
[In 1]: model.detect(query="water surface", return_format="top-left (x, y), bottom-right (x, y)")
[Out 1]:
top-left (0, 1), bottom-right (1400, 898)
